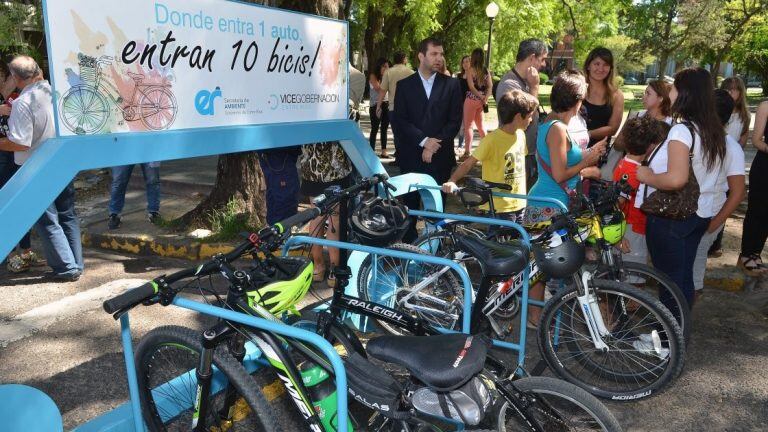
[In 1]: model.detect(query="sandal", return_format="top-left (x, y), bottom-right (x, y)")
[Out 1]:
top-left (526, 320), bottom-right (539, 331)
top-left (738, 254), bottom-right (766, 276)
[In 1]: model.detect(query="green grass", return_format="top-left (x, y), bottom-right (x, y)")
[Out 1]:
top-left (203, 199), bottom-right (257, 242)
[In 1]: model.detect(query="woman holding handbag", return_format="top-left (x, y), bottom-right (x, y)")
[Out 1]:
top-left (636, 68), bottom-right (726, 310)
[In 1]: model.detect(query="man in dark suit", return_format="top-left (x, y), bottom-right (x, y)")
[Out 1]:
top-left (393, 37), bottom-right (463, 241)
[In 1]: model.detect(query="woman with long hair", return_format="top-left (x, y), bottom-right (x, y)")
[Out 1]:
top-left (524, 70), bottom-right (606, 324)
top-left (582, 47), bottom-right (624, 148)
top-left (461, 48), bottom-right (492, 159)
top-left (637, 67), bottom-right (726, 309)
top-left (737, 99), bottom-right (768, 275)
top-left (721, 76), bottom-right (750, 147)
top-left (368, 57), bottom-right (391, 157)
top-left (455, 55), bottom-right (470, 150)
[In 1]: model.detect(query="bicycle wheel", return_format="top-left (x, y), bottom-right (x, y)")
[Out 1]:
top-left (595, 261), bottom-right (691, 344)
top-left (135, 325), bottom-right (281, 432)
top-left (358, 243), bottom-right (463, 335)
top-left (496, 376), bottom-right (622, 431)
top-left (538, 279), bottom-right (685, 401)
top-left (412, 229), bottom-right (521, 320)
top-left (59, 85), bottom-right (109, 134)
top-left (140, 86), bottom-right (177, 130)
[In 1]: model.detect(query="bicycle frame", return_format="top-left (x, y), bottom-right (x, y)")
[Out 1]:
top-left (115, 297), bottom-right (349, 432)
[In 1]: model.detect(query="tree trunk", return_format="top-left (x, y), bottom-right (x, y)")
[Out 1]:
top-left (176, 152), bottom-right (266, 229)
top-left (711, 58), bottom-right (722, 85)
top-left (177, 0), bottom-right (339, 231)
top-left (657, 52), bottom-right (669, 79)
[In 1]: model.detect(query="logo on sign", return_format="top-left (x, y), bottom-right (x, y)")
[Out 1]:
top-left (195, 87), bottom-right (222, 115)
top-left (268, 94), bottom-right (279, 110)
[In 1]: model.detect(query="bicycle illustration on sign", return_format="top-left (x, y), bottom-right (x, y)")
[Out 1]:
top-left (59, 53), bottom-right (178, 135)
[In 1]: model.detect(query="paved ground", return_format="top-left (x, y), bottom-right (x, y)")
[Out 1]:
top-left (2, 103), bottom-right (768, 431)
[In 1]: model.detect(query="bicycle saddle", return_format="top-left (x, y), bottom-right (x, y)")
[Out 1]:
top-left (455, 235), bottom-right (529, 276)
top-left (126, 72), bottom-right (144, 81)
top-left (366, 334), bottom-right (489, 391)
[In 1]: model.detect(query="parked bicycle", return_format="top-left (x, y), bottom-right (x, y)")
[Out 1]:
top-left (59, 53), bottom-right (178, 135)
top-left (104, 174), bottom-right (623, 431)
top-left (358, 178), bottom-right (685, 401)
top-left (416, 177), bottom-right (690, 343)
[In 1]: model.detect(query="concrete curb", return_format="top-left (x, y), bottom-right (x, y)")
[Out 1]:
top-left (81, 230), bottom-right (301, 261)
top-left (81, 230), bottom-right (760, 294)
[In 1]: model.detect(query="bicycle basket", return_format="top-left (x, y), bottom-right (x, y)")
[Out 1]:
top-left (77, 53), bottom-right (98, 84)
top-left (245, 256), bottom-right (313, 315)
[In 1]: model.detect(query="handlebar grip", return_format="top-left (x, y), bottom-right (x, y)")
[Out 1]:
top-left (274, 207), bottom-right (321, 234)
top-left (103, 282), bottom-right (158, 314)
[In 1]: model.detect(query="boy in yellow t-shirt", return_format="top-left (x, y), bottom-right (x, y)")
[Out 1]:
top-left (442, 89), bottom-right (538, 219)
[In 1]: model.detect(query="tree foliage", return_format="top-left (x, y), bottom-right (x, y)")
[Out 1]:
top-left (731, 14), bottom-right (768, 95)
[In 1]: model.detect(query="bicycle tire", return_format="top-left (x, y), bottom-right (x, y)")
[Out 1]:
top-left (538, 279), bottom-right (685, 401)
top-left (59, 85), bottom-right (109, 134)
top-left (357, 243), bottom-right (463, 335)
top-left (595, 261), bottom-right (691, 344)
top-left (496, 376), bottom-right (622, 432)
top-left (135, 325), bottom-right (282, 432)
top-left (412, 230), bottom-right (521, 320)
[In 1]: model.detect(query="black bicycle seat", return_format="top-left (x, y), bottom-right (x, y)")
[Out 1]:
top-left (464, 177), bottom-right (512, 191)
top-left (455, 235), bottom-right (529, 276)
top-left (366, 334), bottom-right (488, 391)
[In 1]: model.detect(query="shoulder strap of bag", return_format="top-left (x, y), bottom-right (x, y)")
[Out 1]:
top-left (537, 120), bottom-right (572, 194)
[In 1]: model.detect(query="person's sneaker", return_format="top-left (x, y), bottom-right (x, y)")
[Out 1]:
top-left (108, 214), bottom-right (121, 230)
top-left (708, 248), bottom-right (723, 258)
top-left (632, 330), bottom-right (669, 359)
top-left (7, 254), bottom-right (30, 273)
top-left (20, 250), bottom-right (46, 267)
top-left (148, 212), bottom-right (162, 225)
top-left (45, 271), bottom-right (82, 282)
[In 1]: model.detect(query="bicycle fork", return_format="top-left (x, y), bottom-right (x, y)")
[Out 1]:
top-left (575, 271), bottom-right (610, 352)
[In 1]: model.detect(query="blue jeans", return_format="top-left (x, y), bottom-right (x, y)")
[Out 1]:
top-left (1, 156), bottom-right (31, 250)
top-left (36, 182), bottom-right (83, 275)
top-left (109, 163), bottom-right (160, 215)
top-left (645, 214), bottom-right (709, 311)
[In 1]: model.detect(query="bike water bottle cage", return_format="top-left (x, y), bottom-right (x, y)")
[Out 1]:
top-left (245, 256), bottom-right (313, 315)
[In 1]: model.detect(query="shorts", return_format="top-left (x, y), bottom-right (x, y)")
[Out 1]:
top-left (523, 206), bottom-right (561, 225)
top-left (300, 175), bottom-right (351, 198)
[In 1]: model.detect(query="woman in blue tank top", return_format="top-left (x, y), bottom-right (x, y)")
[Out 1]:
top-left (526, 71), bottom-right (606, 224)
top-left (523, 70), bottom-right (606, 326)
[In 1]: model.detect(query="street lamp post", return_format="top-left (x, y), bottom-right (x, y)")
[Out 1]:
top-left (485, 2), bottom-right (499, 70)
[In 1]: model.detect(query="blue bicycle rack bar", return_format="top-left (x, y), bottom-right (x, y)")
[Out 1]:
top-left (115, 298), bottom-right (349, 432)
top-left (282, 236), bottom-right (475, 333)
top-left (406, 183), bottom-right (568, 212)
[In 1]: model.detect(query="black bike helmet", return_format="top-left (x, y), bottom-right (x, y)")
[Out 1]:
top-left (533, 236), bottom-right (586, 279)
top-left (350, 196), bottom-right (410, 247)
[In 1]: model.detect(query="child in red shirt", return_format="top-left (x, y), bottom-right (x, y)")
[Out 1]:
top-left (613, 116), bottom-right (671, 265)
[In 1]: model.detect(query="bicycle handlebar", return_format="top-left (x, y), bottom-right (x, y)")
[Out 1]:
top-left (103, 282), bottom-right (158, 314)
top-left (103, 175), bottom-right (391, 316)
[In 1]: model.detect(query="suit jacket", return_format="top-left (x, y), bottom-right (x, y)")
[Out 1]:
top-left (393, 72), bottom-right (462, 184)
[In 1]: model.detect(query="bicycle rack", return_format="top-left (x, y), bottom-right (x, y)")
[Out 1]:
top-left (113, 299), bottom-right (349, 432)
top-left (408, 182), bottom-right (567, 311)
top-left (282, 213), bottom-right (534, 369)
